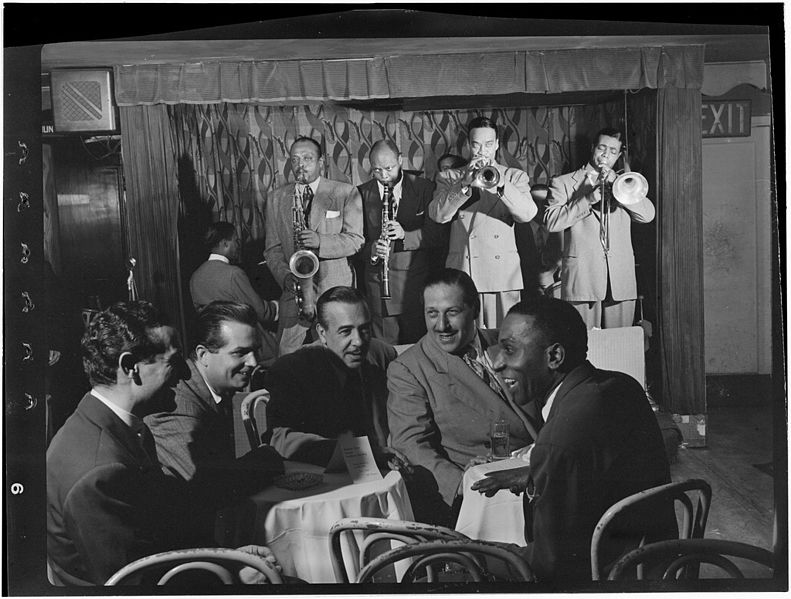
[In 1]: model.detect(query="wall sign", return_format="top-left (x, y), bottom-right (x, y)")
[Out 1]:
top-left (701, 100), bottom-right (752, 138)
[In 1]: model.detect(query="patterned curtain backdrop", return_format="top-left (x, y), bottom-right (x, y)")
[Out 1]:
top-left (167, 99), bottom-right (623, 256)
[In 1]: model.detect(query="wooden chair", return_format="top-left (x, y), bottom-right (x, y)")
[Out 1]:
top-left (591, 478), bottom-right (712, 580)
top-left (240, 389), bottom-right (270, 452)
top-left (105, 548), bottom-right (282, 585)
top-left (356, 539), bottom-right (535, 583)
top-left (329, 517), bottom-right (469, 583)
top-left (607, 538), bottom-right (774, 580)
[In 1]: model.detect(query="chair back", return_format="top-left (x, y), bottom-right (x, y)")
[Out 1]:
top-left (105, 548), bottom-right (282, 585)
top-left (607, 538), bottom-right (774, 580)
top-left (329, 517), bottom-right (469, 583)
top-left (240, 389), bottom-right (270, 452)
top-left (591, 478), bottom-right (712, 580)
top-left (356, 539), bottom-right (535, 583)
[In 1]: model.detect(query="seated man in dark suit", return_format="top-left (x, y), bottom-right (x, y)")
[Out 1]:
top-left (387, 269), bottom-right (540, 526)
top-left (145, 301), bottom-right (284, 511)
top-left (47, 301), bottom-right (279, 585)
top-left (264, 286), bottom-right (404, 468)
top-left (472, 296), bottom-right (675, 582)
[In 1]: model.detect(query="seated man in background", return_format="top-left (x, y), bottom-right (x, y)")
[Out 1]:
top-left (473, 296), bottom-right (675, 582)
top-left (264, 286), bottom-right (402, 468)
top-left (436, 152), bottom-right (467, 175)
top-left (190, 221), bottom-right (279, 368)
top-left (387, 269), bottom-right (539, 526)
top-left (47, 301), bottom-right (279, 585)
top-left (145, 301), bottom-right (284, 514)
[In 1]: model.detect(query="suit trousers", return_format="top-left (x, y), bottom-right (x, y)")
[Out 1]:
top-left (570, 298), bottom-right (635, 330)
top-left (477, 290), bottom-right (521, 330)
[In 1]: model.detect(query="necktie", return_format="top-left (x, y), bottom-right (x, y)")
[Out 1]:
top-left (463, 346), bottom-right (507, 401)
top-left (301, 185), bottom-right (314, 228)
top-left (135, 424), bottom-right (159, 465)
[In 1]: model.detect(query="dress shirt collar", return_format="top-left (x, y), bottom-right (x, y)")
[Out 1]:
top-left (297, 177), bottom-right (321, 196)
top-left (91, 388), bottom-right (142, 430)
top-left (208, 253), bottom-right (229, 264)
top-left (466, 331), bottom-right (486, 365)
top-left (195, 364), bottom-right (224, 405)
top-left (376, 175), bottom-right (403, 205)
top-left (542, 380), bottom-right (563, 422)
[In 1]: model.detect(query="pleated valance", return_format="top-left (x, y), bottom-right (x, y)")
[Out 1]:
top-left (114, 45), bottom-right (703, 106)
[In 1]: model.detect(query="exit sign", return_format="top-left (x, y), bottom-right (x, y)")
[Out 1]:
top-left (701, 100), bottom-right (752, 138)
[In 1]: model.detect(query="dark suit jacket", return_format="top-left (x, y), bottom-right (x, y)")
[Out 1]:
top-left (358, 174), bottom-right (447, 316)
top-left (47, 393), bottom-right (199, 585)
top-left (523, 361), bottom-right (674, 581)
top-left (144, 359), bottom-right (283, 507)
top-left (387, 330), bottom-right (539, 511)
top-left (264, 339), bottom-right (396, 464)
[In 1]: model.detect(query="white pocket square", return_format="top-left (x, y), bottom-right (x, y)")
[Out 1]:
top-left (326, 210), bottom-right (341, 218)
top-left (416, 210), bottom-right (425, 216)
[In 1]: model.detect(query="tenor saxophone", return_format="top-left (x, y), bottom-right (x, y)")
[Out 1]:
top-left (289, 186), bottom-right (320, 319)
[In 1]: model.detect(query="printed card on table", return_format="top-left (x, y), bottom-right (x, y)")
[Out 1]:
top-left (324, 432), bottom-right (382, 483)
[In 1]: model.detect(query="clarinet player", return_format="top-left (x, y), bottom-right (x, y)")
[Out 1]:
top-left (358, 140), bottom-right (448, 344)
top-left (265, 137), bottom-right (364, 356)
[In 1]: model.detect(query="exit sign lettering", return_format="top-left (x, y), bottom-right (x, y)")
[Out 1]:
top-left (701, 100), bottom-right (752, 138)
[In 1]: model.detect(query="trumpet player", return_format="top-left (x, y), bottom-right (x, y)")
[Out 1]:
top-left (359, 140), bottom-right (448, 344)
top-left (264, 137), bottom-right (364, 356)
top-left (429, 116), bottom-right (536, 329)
top-left (544, 127), bottom-right (655, 329)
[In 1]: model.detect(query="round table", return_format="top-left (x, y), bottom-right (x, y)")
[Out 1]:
top-left (215, 461), bottom-right (413, 583)
top-left (455, 457), bottom-right (528, 545)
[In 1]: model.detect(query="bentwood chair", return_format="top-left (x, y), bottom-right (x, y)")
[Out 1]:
top-left (591, 478), bottom-right (712, 581)
top-left (105, 548), bottom-right (283, 586)
top-left (240, 389), bottom-right (270, 452)
top-left (356, 539), bottom-right (535, 583)
top-left (607, 538), bottom-right (774, 580)
top-left (329, 517), bottom-right (469, 583)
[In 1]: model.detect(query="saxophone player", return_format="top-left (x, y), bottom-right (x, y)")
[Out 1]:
top-left (265, 137), bottom-right (364, 356)
top-left (358, 140), bottom-right (448, 344)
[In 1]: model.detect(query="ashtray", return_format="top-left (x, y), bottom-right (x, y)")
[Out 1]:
top-left (273, 471), bottom-right (324, 490)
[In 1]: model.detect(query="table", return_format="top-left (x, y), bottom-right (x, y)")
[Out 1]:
top-left (215, 461), bottom-right (414, 583)
top-left (455, 458), bottom-right (527, 545)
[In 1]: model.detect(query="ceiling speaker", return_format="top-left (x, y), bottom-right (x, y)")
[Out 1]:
top-left (51, 69), bottom-right (117, 133)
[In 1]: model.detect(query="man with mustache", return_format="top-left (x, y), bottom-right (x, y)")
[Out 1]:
top-left (264, 136), bottom-right (364, 356)
top-left (145, 301), bottom-right (284, 512)
top-left (429, 117), bottom-right (537, 329)
top-left (264, 286), bottom-right (404, 469)
top-left (387, 268), bottom-right (539, 526)
top-left (544, 127), bottom-right (655, 329)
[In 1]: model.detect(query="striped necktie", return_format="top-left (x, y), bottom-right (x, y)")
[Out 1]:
top-left (463, 346), bottom-right (507, 401)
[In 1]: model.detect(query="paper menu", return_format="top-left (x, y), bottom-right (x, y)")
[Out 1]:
top-left (325, 433), bottom-right (383, 484)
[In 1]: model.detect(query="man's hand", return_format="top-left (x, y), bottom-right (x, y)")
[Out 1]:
top-left (383, 220), bottom-right (405, 241)
top-left (374, 445), bottom-right (414, 474)
top-left (461, 156), bottom-right (487, 188)
top-left (297, 229), bottom-right (320, 249)
top-left (373, 239), bottom-right (391, 261)
top-left (463, 455), bottom-right (493, 472)
top-left (470, 465), bottom-right (531, 497)
top-left (235, 544), bottom-right (282, 583)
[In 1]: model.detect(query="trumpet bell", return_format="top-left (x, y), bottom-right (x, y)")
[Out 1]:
top-left (612, 172), bottom-right (649, 205)
top-left (289, 249), bottom-right (319, 279)
top-left (475, 165), bottom-right (501, 189)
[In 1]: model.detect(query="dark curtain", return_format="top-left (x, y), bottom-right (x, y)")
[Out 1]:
top-left (119, 105), bottom-right (185, 338)
top-left (657, 87), bottom-right (705, 414)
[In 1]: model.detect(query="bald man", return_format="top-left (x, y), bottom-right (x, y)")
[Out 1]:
top-left (357, 140), bottom-right (448, 344)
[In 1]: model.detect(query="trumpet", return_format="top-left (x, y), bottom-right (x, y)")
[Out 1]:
top-left (473, 164), bottom-right (501, 189)
top-left (370, 184), bottom-right (393, 299)
top-left (290, 186), bottom-right (319, 319)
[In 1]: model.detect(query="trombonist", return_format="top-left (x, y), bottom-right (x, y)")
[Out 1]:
top-left (264, 136), bottom-right (364, 356)
top-left (359, 140), bottom-right (448, 344)
top-left (544, 127), bottom-right (655, 329)
top-left (429, 117), bottom-right (536, 329)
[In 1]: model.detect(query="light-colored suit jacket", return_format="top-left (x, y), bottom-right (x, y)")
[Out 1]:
top-left (544, 167), bottom-right (655, 301)
top-left (264, 177), bottom-right (364, 326)
top-left (189, 259), bottom-right (277, 325)
top-left (428, 166), bottom-right (536, 292)
top-left (387, 329), bottom-right (538, 508)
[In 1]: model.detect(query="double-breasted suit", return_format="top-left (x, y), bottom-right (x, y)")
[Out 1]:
top-left (545, 167), bottom-right (655, 304)
top-left (264, 177), bottom-right (364, 353)
top-left (387, 330), bottom-right (539, 521)
top-left (359, 173), bottom-right (448, 343)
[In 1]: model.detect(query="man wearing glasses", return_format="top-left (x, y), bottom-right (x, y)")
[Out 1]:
top-left (543, 127), bottom-right (655, 329)
top-left (265, 137), bottom-right (364, 355)
top-left (357, 140), bottom-right (448, 344)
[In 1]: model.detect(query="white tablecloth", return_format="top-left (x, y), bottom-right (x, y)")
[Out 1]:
top-left (455, 458), bottom-right (527, 545)
top-left (216, 461), bottom-right (414, 583)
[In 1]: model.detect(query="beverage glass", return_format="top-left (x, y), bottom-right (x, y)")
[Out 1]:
top-left (490, 419), bottom-right (510, 460)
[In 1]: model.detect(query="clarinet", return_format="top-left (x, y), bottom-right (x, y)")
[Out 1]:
top-left (370, 184), bottom-right (393, 299)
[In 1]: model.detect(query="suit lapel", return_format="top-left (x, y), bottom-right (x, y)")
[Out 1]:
top-left (184, 359), bottom-right (223, 416)
top-left (80, 393), bottom-right (152, 465)
top-left (396, 175), bottom-right (419, 221)
top-left (310, 177), bottom-right (331, 232)
top-left (545, 361), bottom-right (596, 422)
